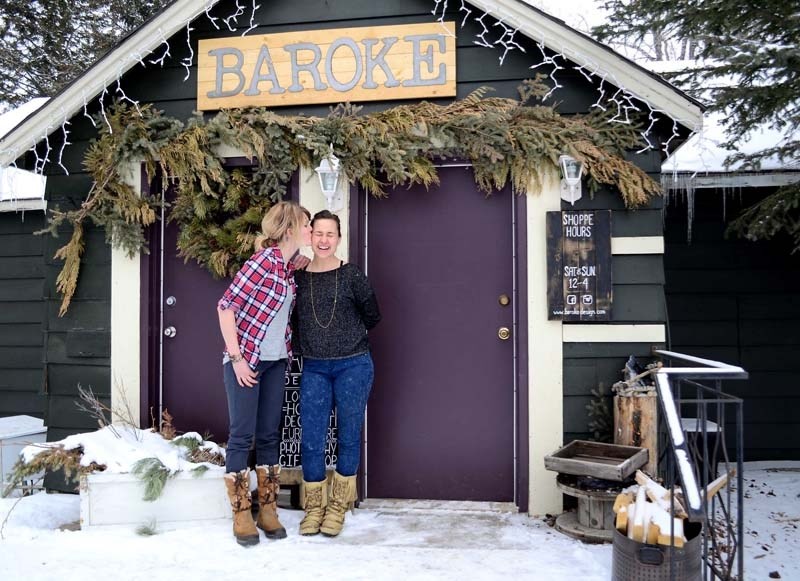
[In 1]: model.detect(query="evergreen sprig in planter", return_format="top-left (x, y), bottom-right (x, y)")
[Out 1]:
top-left (9, 426), bottom-right (230, 529)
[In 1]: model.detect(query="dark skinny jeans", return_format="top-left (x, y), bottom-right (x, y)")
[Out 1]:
top-left (223, 358), bottom-right (287, 473)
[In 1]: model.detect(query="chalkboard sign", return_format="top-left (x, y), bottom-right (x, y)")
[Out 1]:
top-left (546, 210), bottom-right (612, 321)
top-left (279, 356), bottom-right (338, 468)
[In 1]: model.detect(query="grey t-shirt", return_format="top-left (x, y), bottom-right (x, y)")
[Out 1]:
top-left (259, 286), bottom-right (293, 361)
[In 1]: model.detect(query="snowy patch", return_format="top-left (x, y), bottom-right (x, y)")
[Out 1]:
top-left (20, 425), bottom-right (225, 475)
top-left (0, 462), bottom-right (795, 579)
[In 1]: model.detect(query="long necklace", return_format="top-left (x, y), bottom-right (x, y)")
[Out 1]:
top-left (309, 267), bottom-right (338, 329)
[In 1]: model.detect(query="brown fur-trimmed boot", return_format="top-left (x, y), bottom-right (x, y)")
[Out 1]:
top-left (255, 465), bottom-right (287, 539)
top-left (224, 470), bottom-right (259, 547)
top-left (299, 479), bottom-right (328, 536)
top-left (320, 472), bottom-right (357, 537)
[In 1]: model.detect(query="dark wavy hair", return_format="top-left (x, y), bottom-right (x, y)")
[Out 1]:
top-left (311, 209), bottom-right (341, 237)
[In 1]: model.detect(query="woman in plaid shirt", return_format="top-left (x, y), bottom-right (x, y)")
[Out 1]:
top-left (216, 201), bottom-right (311, 547)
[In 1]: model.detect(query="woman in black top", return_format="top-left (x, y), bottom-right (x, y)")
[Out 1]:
top-left (294, 210), bottom-right (380, 537)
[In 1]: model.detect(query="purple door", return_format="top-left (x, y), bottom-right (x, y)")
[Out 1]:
top-left (159, 217), bottom-right (231, 441)
top-left (365, 166), bottom-right (515, 501)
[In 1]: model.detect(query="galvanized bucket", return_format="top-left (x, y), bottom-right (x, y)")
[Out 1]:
top-left (611, 522), bottom-right (702, 581)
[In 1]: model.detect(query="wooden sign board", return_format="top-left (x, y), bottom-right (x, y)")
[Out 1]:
top-left (280, 356), bottom-right (337, 468)
top-left (198, 22), bottom-right (457, 110)
top-left (546, 210), bottom-right (612, 321)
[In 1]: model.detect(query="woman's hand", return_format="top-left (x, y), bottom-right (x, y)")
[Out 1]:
top-left (233, 359), bottom-right (258, 387)
top-left (292, 253), bottom-right (311, 270)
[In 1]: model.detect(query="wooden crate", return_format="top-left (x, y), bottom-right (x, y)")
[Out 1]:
top-left (544, 440), bottom-right (648, 481)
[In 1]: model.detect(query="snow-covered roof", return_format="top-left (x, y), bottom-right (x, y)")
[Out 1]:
top-left (0, 98), bottom-right (48, 140)
top-left (663, 112), bottom-right (799, 174)
top-left (661, 111), bottom-right (799, 191)
top-left (0, 0), bottom-right (703, 168)
top-left (0, 99), bottom-right (50, 208)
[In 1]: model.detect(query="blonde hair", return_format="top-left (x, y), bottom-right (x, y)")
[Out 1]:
top-left (254, 201), bottom-right (310, 251)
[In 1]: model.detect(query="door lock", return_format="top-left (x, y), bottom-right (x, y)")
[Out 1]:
top-left (164, 326), bottom-right (177, 338)
top-left (498, 327), bottom-right (511, 341)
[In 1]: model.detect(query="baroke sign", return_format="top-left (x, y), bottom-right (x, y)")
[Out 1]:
top-left (198, 22), bottom-right (457, 110)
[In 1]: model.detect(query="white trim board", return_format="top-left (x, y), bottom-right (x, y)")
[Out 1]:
top-left (0, 0), bottom-right (702, 167)
top-left (527, 169), bottom-right (564, 516)
top-left (110, 162), bottom-right (142, 426)
top-left (563, 324), bottom-right (665, 343)
top-left (611, 236), bottom-right (664, 255)
top-left (664, 172), bottom-right (800, 190)
top-left (0, 199), bottom-right (47, 213)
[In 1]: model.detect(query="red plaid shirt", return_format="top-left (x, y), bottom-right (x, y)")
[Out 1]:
top-left (217, 246), bottom-right (296, 369)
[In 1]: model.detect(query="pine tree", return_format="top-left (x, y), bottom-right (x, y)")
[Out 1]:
top-left (594, 0), bottom-right (800, 250)
top-left (0, 0), bottom-right (165, 112)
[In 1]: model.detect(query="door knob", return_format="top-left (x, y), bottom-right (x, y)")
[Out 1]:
top-left (498, 294), bottom-right (510, 306)
top-left (164, 326), bottom-right (177, 338)
top-left (498, 327), bottom-right (511, 341)
top-left (166, 296), bottom-right (177, 306)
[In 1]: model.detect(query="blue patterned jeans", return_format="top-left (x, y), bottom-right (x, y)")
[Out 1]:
top-left (300, 352), bottom-right (374, 482)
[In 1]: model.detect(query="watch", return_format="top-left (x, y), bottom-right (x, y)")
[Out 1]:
top-left (227, 352), bottom-right (244, 363)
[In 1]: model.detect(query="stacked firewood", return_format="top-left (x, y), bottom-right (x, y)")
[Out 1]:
top-left (613, 469), bottom-right (732, 547)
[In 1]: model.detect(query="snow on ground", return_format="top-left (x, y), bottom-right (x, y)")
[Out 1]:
top-left (0, 462), bottom-right (797, 580)
top-left (738, 462), bottom-right (800, 580)
top-left (0, 496), bottom-right (611, 581)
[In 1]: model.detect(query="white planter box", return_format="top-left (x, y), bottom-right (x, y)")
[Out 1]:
top-left (80, 469), bottom-right (231, 528)
top-left (0, 415), bottom-right (47, 496)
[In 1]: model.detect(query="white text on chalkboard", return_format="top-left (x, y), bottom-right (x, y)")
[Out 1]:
top-left (562, 212), bottom-right (594, 237)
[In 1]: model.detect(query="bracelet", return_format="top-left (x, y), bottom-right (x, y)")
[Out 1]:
top-left (227, 352), bottom-right (244, 363)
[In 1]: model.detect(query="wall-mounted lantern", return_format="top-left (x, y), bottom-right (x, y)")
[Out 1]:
top-left (315, 145), bottom-right (344, 212)
top-left (558, 154), bottom-right (584, 205)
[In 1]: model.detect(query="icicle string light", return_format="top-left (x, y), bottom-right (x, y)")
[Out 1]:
top-left (57, 112), bottom-right (71, 176)
top-left (181, 22), bottom-right (195, 81)
top-left (149, 30), bottom-right (172, 66)
top-left (205, 2), bottom-right (221, 30)
top-left (0, 0), bottom-right (699, 179)
top-left (458, 1), bottom-right (472, 27)
top-left (224, 0), bottom-right (245, 32)
top-left (116, 76), bottom-right (142, 116)
top-left (494, 20), bottom-right (525, 66)
top-left (82, 92), bottom-right (98, 128)
top-left (243, 0), bottom-right (260, 37)
top-left (473, 12), bottom-right (494, 49)
top-left (99, 84), bottom-right (112, 134)
top-left (529, 43), bottom-right (563, 101)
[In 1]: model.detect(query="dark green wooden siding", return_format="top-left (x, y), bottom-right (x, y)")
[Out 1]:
top-left (664, 188), bottom-right (800, 461)
top-left (0, 212), bottom-right (46, 418)
top-left (559, 184), bottom-right (668, 444)
top-left (563, 342), bottom-right (666, 442)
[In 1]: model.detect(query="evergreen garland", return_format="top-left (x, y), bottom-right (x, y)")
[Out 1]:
top-left (44, 78), bottom-right (661, 314)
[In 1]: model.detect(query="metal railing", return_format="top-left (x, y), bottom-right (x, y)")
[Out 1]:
top-left (653, 349), bottom-right (746, 581)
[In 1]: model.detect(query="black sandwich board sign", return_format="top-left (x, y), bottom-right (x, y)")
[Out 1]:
top-left (280, 356), bottom-right (338, 468)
